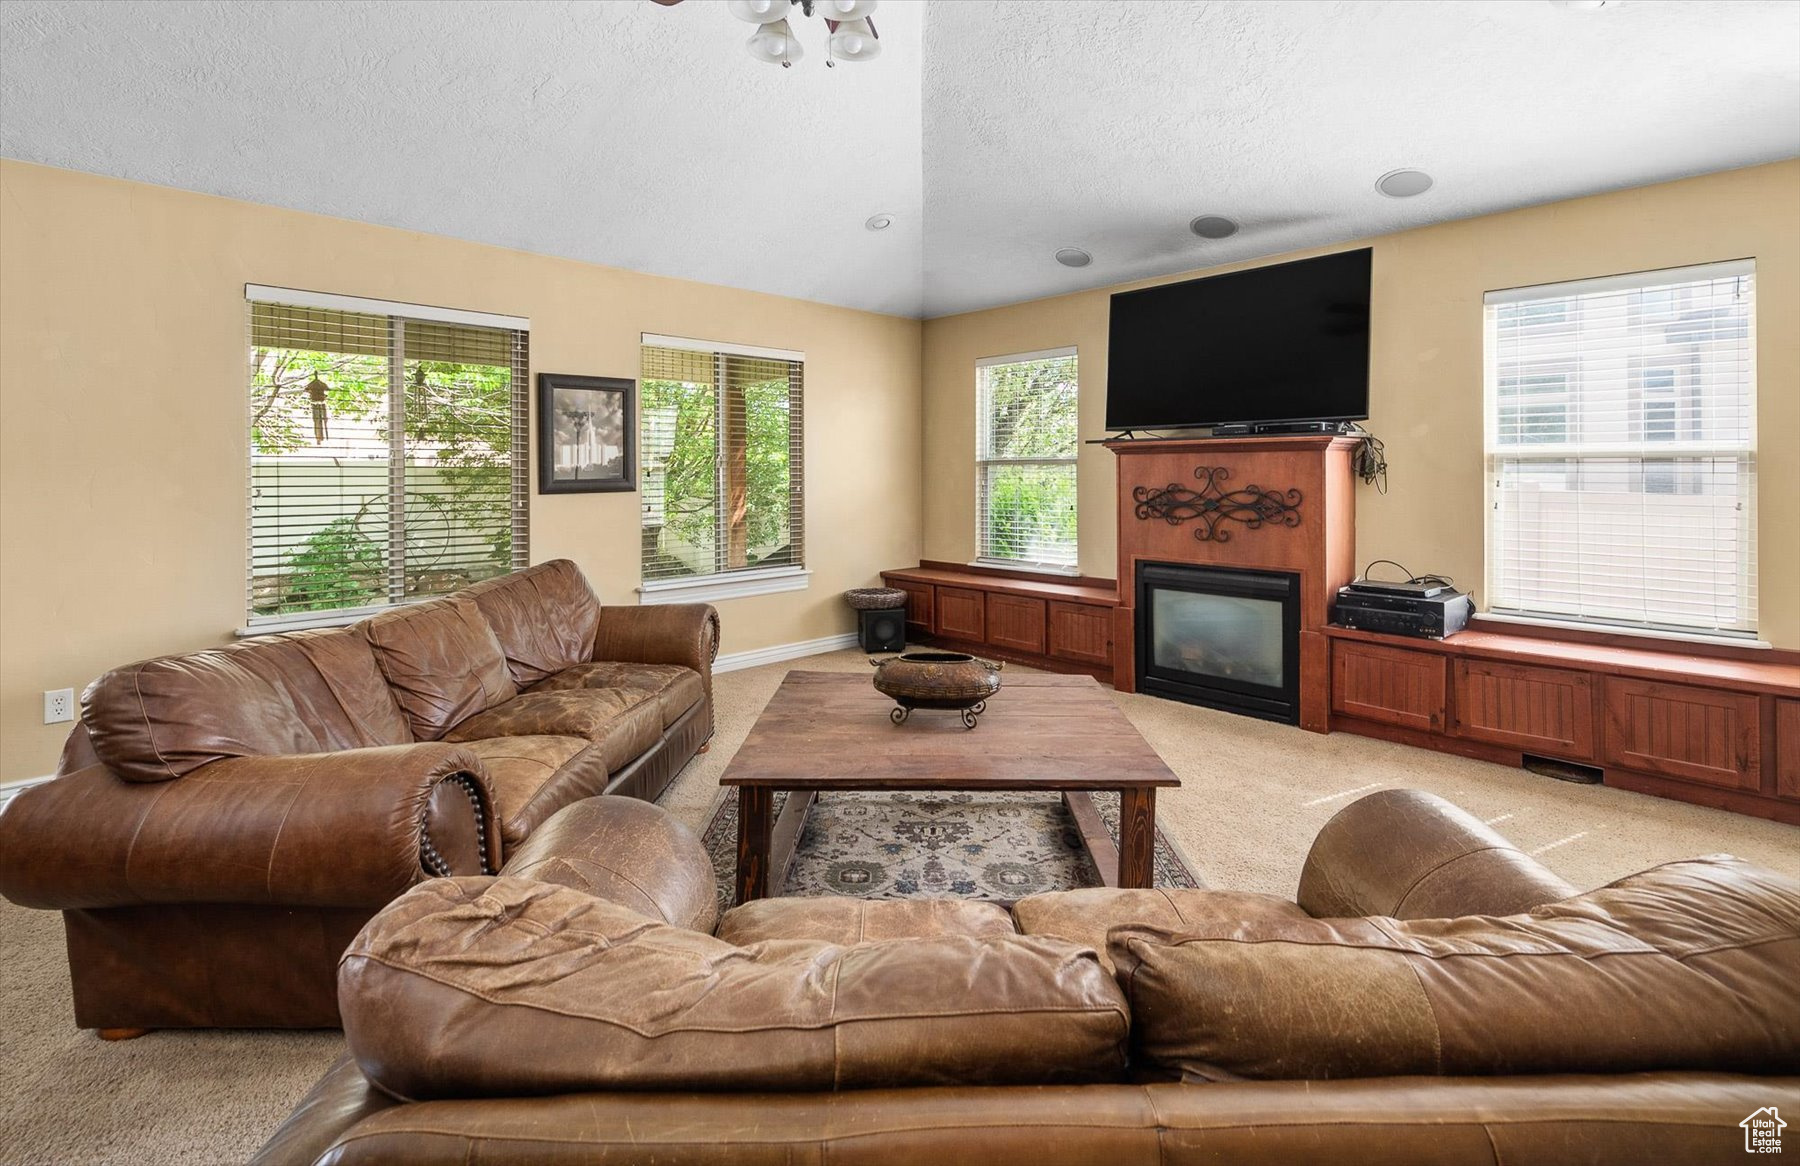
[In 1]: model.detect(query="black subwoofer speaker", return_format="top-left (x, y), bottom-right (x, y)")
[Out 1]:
top-left (858, 607), bottom-right (906, 653)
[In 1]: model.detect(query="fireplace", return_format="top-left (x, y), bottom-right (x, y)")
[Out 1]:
top-left (1135, 562), bottom-right (1301, 724)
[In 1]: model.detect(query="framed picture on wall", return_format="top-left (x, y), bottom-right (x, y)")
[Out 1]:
top-left (537, 373), bottom-right (635, 494)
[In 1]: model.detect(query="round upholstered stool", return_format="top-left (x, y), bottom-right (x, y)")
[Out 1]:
top-left (843, 587), bottom-right (908, 611)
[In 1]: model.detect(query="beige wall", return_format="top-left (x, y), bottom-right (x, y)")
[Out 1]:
top-left (0, 160), bottom-right (923, 780)
top-left (922, 161), bottom-right (1799, 648)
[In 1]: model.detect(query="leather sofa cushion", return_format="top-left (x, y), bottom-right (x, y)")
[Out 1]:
top-left (454, 736), bottom-right (601, 850)
top-left (340, 877), bottom-right (1130, 1100)
top-left (446, 690), bottom-right (662, 773)
top-left (82, 651), bottom-right (317, 782)
top-left (360, 597), bottom-right (517, 740)
top-left (718, 897), bottom-right (1018, 947)
top-left (463, 560), bottom-right (602, 687)
top-left (226, 628), bottom-right (413, 750)
top-left (1013, 888), bottom-right (1310, 976)
top-left (1111, 856), bottom-right (1800, 1082)
top-left (529, 662), bottom-right (703, 729)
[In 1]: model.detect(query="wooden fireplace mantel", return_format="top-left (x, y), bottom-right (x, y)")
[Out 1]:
top-left (1108, 434), bottom-right (1360, 731)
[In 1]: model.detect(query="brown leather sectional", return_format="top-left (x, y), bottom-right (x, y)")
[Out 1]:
top-left (0, 560), bottom-right (717, 1032)
top-left (255, 789), bottom-right (1800, 1165)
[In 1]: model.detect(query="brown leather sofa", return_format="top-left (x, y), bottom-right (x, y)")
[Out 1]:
top-left (254, 789), bottom-right (1800, 1165)
top-left (0, 560), bottom-right (718, 1033)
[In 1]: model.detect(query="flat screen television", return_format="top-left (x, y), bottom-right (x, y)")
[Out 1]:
top-left (1105, 248), bottom-right (1372, 431)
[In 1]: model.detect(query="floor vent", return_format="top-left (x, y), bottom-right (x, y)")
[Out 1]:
top-left (1522, 755), bottom-right (1603, 785)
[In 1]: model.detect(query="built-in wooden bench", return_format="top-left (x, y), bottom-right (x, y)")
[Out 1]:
top-left (1323, 621), bottom-right (1800, 825)
top-left (879, 562), bottom-right (1118, 681)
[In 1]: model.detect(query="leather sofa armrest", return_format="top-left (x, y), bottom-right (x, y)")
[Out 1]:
top-left (1296, 788), bottom-right (1576, 920)
top-left (499, 796), bottom-right (720, 933)
top-left (247, 1053), bottom-right (397, 1166)
top-left (0, 745), bottom-right (500, 912)
top-left (593, 604), bottom-right (719, 721)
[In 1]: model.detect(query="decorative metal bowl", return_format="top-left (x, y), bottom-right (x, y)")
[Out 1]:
top-left (870, 651), bottom-right (1004, 729)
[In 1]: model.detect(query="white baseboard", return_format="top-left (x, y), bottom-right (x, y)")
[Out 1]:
top-left (713, 632), bottom-right (860, 674)
top-left (0, 774), bottom-right (53, 812)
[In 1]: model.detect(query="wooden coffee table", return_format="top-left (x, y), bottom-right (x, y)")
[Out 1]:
top-left (720, 670), bottom-right (1180, 903)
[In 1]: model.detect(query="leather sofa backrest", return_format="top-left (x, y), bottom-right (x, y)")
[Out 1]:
top-left (1111, 855), bottom-right (1800, 1082)
top-left (463, 559), bottom-right (602, 687)
top-left (340, 877), bottom-right (1130, 1100)
top-left (223, 628), bottom-right (414, 750)
top-left (83, 650), bottom-right (320, 782)
top-left (79, 626), bottom-right (419, 782)
top-left (359, 596), bottom-right (517, 740)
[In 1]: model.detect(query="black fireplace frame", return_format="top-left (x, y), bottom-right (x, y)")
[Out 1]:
top-left (1135, 561), bottom-right (1302, 725)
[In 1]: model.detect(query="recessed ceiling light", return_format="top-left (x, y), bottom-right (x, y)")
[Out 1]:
top-left (1189, 215), bottom-right (1240, 239)
top-left (1054, 248), bottom-right (1091, 268)
top-left (1376, 169), bottom-right (1434, 198)
top-left (864, 213), bottom-right (894, 231)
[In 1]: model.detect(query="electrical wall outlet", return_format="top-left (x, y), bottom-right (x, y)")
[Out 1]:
top-left (44, 688), bottom-right (75, 724)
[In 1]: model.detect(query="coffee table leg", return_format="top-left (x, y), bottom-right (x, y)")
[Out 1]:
top-left (1118, 787), bottom-right (1157, 888)
top-left (735, 787), bottom-right (774, 904)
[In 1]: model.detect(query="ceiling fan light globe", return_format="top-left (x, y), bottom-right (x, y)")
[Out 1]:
top-left (746, 19), bottom-right (804, 64)
top-left (828, 18), bottom-right (881, 61)
top-left (817, 0), bottom-right (878, 17)
top-left (728, 0), bottom-right (791, 25)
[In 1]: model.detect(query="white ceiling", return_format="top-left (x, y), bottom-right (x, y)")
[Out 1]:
top-left (0, 0), bottom-right (927, 315)
top-left (2, 1), bottom-right (1796, 319)
top-left (922, 0), bottom-right (1800, 316)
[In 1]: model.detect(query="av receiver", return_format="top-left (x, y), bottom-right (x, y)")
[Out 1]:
top-left (1331, 582), bottom-right (1472, 640)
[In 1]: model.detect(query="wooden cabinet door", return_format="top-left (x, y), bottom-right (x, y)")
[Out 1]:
top-left (1602, 678), bottom-right (1760, 790)
top-left (1331, 642), bottom-right (1448, 732)
top-left (1453, 660), bottom-right (1596, 760)
top-left (1049, 602), bottom-right (1112, 665)
top-left (935, 586), bottom-right (986, 642)
top-left (1777, 699), bottom-right (1800, 801)
top-left (895, 581), bottom-right (934, 637)
top-left (987, 594), bottom-right (1047, 655)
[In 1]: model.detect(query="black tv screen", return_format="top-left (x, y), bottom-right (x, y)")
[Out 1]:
top-left (1105, 248), bottom-right (1372, 430)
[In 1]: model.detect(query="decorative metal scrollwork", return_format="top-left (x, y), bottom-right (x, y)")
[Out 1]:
top-left (1132, 466), bottom-right (1303, 543)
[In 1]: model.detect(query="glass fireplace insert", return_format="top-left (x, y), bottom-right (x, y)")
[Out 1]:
top-left (1135, 562), bottom-right (1301, 724)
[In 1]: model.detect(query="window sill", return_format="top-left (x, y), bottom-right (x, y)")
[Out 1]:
top-left (236, 603), bottom-right (397, 637)
top-left (968, 559), bottom-right (1081, 579)
top-left (1478, 611), bottom-right (1770, 651)
top-left (638, 567), bottom-right (810, 605)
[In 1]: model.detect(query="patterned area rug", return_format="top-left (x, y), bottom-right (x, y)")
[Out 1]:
top-left (701, 789), bottom-right (1201, 913)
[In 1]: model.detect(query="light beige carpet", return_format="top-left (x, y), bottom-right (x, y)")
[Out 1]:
top-left (3, 648), bottom-right (1796, 1164)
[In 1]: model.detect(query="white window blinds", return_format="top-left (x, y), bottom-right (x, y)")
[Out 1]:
top-left (976, 348), bottom-right (1079, 571)
top-left (1483, 260), bottom-right (1756, 638)
top-left (246, 289), bottom-right (529, 625)
top-left (640, 337), bottom-right (804, 584)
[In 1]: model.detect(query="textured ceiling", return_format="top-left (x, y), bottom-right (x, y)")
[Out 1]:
top-left (0, 0), bottom-right (927, 315)
top-left (2, 1), bottom-right (1797, 319)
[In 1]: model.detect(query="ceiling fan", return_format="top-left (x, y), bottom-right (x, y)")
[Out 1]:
top-left (652, 0), bottom-right (881, 68)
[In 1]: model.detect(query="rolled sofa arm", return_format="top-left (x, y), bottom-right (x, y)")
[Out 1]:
top-left (0, 744), bottom-right (500, 912)
top-left (594, 602), bottom-right (720, 708)
top-left (1296, 788), bottom-right (1576, 920)
top-left (499, 796), bottom-right (720, 933)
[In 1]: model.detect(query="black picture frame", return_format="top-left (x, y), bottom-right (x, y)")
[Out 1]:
top-left (537, 373), bottom-right (635, 494)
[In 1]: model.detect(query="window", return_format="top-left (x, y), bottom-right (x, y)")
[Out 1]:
top-left (1496, 367), bottom-right (1573, 445)
top-left (639, 336), bottom-right (804, 601)
top-left (976, 348), bottom-right (1079, 571)
top-left (246, 287), bottom-right (528, 628)
top-left (1484, 260), bottom-right (1756, 639)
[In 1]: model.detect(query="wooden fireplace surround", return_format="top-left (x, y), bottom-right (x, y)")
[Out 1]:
top-left (1109, 435), bottom-right (1359, 732)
